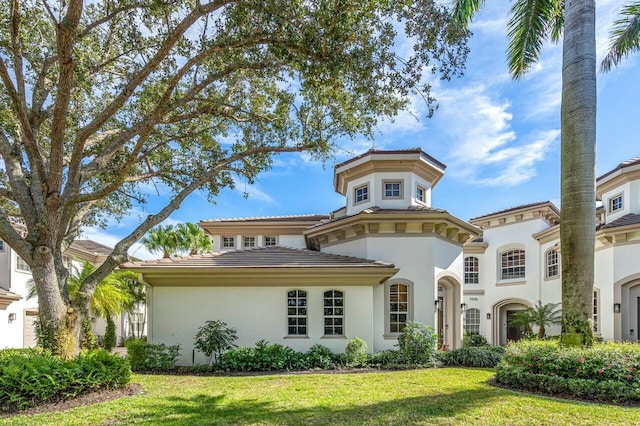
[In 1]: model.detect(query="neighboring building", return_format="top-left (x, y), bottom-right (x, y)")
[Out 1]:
top-left (0, 239), bottom-right (143, 349)
top-left (120, 150), bottom-right (640, 366)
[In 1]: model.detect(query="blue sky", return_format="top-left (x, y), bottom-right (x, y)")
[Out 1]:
top-left (83, 0), bottom-right (639, 259)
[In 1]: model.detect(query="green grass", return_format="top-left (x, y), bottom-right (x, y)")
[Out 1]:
top-left (2, 368), bottom-right (640, 425)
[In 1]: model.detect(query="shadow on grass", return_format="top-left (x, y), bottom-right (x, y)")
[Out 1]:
top-left (122, 387), bottom-right (505, 425)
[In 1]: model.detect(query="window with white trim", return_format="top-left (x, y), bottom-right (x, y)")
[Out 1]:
top-left (287, 290), bottom-right (307, 336)
top-left (0, 240), bottom-right (4, 252)
top-left (264, 236), bottom-right (277, 247)
top-left (383, 180), bottom-right (402, 199)
top-left (464, 308), bottom-right (480, 335)
top-left (416, 185), bottom-right (426, 203)
top-left (323, 290), bottom-right (344, 336)
top-left (222, 237), bottom-right (235, 248)
top-left (354, 184), bottom-right (369, 204)
top-left (609, 194), bottom-right (623, 212)
top-left (546, 249), bottom-right (559, 278)
top-left (593, 288), bottom-right (600, 335)
top-left (500, 249), bottom-right (525, 280)
top-left (464, 256), bottom-right (479, 284)
top-left (16, 256), bottom-right (30, 272)
top-left (389, 283), bottom-right (409, 333)
top-left (243, 236), bottom-right (256, 248)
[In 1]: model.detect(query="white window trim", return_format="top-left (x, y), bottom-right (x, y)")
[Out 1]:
top-left (15, 255), bottom-right (31, 273)
top-left (593, 287), bottom-right (601, 336)
top-left (382, 179), bottom-right (404, 200)
top-left (243, 236), bottom-right (256, 248)
top-left (286, 289), bottom-right (308, 337)
top-left (416, 185), bottom-right (426, 204)
top-left (464, 256), bottom-right (479, 284)
top-left (383, 279), bottom-right (414, 338)
top-left (545, 248), bottom-right (560, 280)
top-left (609, 193), bottom-right (623, 213)
top-left (222, 236), bottom-right (235, 249)
top-left (464, 308), bottom-right (481, 335)
top-left (499, 248), bottom-right (526, 281)
top-left (264, 236), bottom-right (278, 247)
top-left (354, 183), bottom-right (370, 205)
top-left (323, 289), bottom-right (345, 337)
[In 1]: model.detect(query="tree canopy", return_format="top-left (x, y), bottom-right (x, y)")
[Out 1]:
top-left (0, 0), bottom-right (469, 355)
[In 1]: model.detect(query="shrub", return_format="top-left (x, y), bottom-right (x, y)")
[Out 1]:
top-left (463, 333), bottom-right (489, 347)
top-left (0, 348), bottom-right (130, 412)
top-left (125, 339), bottom-right (180, 372)
top-left (194, 320), bottom-right (237, 365)
top-left (397, 321), bottom-right (438, 365)
top-left (368, 350), bottom-right (404, 368)
top-left (440, 346), bottom-right (505, 368)
top-left (345, 337), bottom-right (368, 367)
top-left (304, 344), bottom-right (337, 369)
top-left (103, 316), bottom-right (116, 351)
top-left (496, 340), bottom-right (640, 403)
top-left (220, 340), bottom-right (303, 371)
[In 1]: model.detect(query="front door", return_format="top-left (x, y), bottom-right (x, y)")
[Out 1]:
top-left (437, 296), bottom-right (444, 349)
top-left (506, 310), bottom-right (525, 342)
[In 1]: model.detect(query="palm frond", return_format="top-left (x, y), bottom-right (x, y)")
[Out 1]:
top-left (601, 2), bottom-right (640, 72)
top-left (507, 0), bottom-right (556, 78)
top-left (453, 0), bottom-right (486, 26)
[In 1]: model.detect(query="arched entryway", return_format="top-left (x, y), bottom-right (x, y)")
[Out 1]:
top-left (492, 298), bottom-right (532, 346)
top-left (435, 274), bottom-right (462, 350)
top-left (615, 276), bottom-right (640, 341)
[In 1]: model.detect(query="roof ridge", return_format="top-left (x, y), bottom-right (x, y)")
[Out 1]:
top-left (200, 213), bottom-right (327, 222)
top-left (470, 201), bottom-right (556, 221)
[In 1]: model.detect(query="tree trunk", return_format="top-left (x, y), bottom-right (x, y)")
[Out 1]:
top-left (560, 0), bottom-right (596, 346)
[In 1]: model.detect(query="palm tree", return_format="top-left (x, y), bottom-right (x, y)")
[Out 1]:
top-left (507, 311), bottom-right (533, 338)
top-left (527, 301), bottom-right (562, 339)
top-left (454, 0), bottom-right (596, 345)
top-left (175, 222), bottom-right (213, 255)
top-left (601, 3), bottom-right (640, 71)
top-left (141, 224), bottom-right (179, 258)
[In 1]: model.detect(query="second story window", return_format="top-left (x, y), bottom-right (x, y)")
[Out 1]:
top-left (383, 180), bottom-right (402, 199)
top-left (264, 236), bottom-right (277, 247)
top-left (464, 256), bottom-right (479, 284)
top-left (416, 185), bottom-right (426, 203)
top-left (222, 237), bottom-right (235, 248)
top-left (546, 249), bottom-right (559, 278)
top-left (501, 249), bottom-right (525, 280)
top-left (354, 184), bottom-right (369, 204)
top-left (243, 236), bottom-right (256, 248)
top-left (609, 194), bottom-right (623, 212)
top-left (16, 256), bottom-right (31, 273)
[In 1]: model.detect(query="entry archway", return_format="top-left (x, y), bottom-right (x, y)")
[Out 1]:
top-left (491, 298), bottom-right (532, 345)
top-left (435, 274), bottom-right (462, 350)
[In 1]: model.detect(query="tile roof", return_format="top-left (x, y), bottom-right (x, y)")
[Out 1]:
top-left (70, 240), bottom-right (114, 256)
top-left (599, 213), bottom-right (640, 230)
top-left (0, 288), bottom-right (21, 301)
top-left (597, 156), bottom-right (640, 182)
top-left (306, 205), bottom-right (448, 229)
top-left (200, 214), bottom-right (328, 223)
top-left (334, 148), bottom-right (446, 170)
top-left (470, 201), bottom-right (558, 221)
top-left (123, 246), bottom-right (394, 269)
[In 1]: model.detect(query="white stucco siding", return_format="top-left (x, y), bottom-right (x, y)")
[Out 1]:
top-left (277, 235), bottom-right (306, 249)
top-left (595, 247), bottom-right (614, 340)
top-left (151, 285), bottom-right (374, 366)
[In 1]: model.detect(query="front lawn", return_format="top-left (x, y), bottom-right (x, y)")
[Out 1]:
top-left (2, 368), bottom-right (639, 425)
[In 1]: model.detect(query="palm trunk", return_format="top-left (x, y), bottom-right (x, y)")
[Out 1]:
top-left (560, 0), bottom-right (596, 345)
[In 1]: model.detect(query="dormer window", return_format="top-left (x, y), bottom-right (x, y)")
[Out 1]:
top-left (243, 236), bottom-right (256, 248)
top-left (354, 184), bottom-right (369, 205)
top-left (609, 194), bottom-right (623, 213)
top-left (383, 180), bottom-right (403, 199)
top-left (416, 185), bottom-right (426, 203)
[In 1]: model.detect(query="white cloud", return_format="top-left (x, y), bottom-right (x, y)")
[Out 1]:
top-left (232, 177), bottom-right (276, 204)
top-left (435, 84), bottom-right (558, 186)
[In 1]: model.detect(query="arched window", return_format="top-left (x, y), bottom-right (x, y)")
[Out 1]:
top-left (287, 290), bottom-right (307, 336)
top-left (501, 249), bottom-right (525, 280)
top-left (464, 308), bottom-right (480, 335)
top-left (464, 256), bottom-right (479, 284)
top-left (389, 283), bottom-right (409, 333)
top-left (323, 290), bottom-right (344, 336)
top-left (546, 249), bottom-right (559, 278)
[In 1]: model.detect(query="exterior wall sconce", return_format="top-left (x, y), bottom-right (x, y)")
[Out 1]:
top-left (461, 303), bottom-right (467, 311)
top-left (8, 313), bottom-right (16, 323)
top-left (486, 313), bottom-right (491, 320)
top-left (614, 303), bottom-right (621, 313)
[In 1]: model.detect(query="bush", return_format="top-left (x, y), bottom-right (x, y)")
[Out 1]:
top-left (496, 340), bottom-right (640, 403)
top-left (80, 318), bottom-right (97, 350)
top-left (0, 348), bottom-right (130, 412)
top-left (125, 339), bottom-right (180, 372)
top-left (368, 350), bottom-right (404, 368)
top-left (344, 337), bottom-right (368, 367)
top-left (303, 344), bottom-right (337, 369)
top-left (463, 333), bottom-right (489, 347)
top-left (194, 320), bottom-right (237, 365)
top-left (103, 316), bottom-right (116, 351)
top-left (440, 346), bottom-right (505, 368)
top-left (397, 322), bottom-right (438, 365)
top-left (220, 340), bottom-right (303, 372)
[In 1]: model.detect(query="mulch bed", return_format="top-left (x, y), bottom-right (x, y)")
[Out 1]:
top-left (0, 383), bottom-right (145, 418)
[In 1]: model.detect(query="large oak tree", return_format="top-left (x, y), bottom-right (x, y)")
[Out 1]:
top-left (0, 0), bottom-right (469, 356)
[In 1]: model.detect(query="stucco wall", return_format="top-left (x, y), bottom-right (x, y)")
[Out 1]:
top-left (150, 285), bottom-right (374, 366)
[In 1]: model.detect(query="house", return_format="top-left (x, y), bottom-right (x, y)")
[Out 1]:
top-left (120, 150), bottom-right (640, 366)
top-left (0, 239), bottom-right (143, 349)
